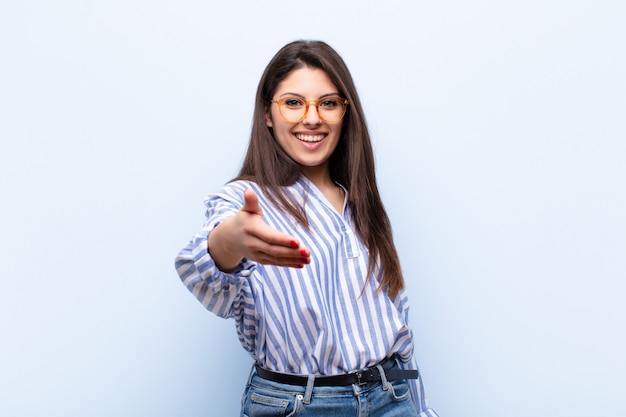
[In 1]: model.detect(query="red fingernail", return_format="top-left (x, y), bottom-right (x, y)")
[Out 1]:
top-left (300, 249), bottom-right (308, 256)
top-left (290, 240), bottom-right (299, 248)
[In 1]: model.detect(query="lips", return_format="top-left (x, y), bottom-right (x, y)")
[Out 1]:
top-left (294, 133), bottom-right (326, 143)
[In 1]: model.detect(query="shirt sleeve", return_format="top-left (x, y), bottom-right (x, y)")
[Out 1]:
top-left (394, 289), bottom-right (440, 417)
top-left (174, 183), bottom-right (257, 320)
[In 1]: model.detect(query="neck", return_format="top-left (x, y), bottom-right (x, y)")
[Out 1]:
top-left (301, 164), bottom-right (333, 190)
top-left (301, 166), bottom-right (344, 214)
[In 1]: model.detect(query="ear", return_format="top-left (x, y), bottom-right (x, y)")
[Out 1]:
top-left (264, 109), bottom-right (273, 128)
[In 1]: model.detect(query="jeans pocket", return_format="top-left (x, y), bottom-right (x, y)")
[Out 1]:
top-left (387, 379), bottom-right (411, 402)
top-left (243, 389), bottom-right (299, 417)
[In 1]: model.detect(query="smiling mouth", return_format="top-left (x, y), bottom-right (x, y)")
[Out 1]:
top-left (295, 133), bottom-right (325, 143)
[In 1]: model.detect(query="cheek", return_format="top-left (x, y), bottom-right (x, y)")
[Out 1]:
top-left (269, 116), bottom-right (292, 136)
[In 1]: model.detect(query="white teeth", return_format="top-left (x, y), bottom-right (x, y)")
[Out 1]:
top-left (295, 134), bottom-right (325, 142)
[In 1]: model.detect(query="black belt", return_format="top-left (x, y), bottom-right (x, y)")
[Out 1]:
top-left (254, 363), bottom-right (418, 387)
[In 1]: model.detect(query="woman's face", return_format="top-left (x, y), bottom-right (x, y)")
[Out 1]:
top-left (265, 67), bottom-right (344, 180)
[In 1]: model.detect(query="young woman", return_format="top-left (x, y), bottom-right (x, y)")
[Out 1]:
top-left (175, 40), bottom-right (439, 417)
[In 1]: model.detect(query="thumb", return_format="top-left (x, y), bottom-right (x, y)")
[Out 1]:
top-left (241, 189), bottom-right (263, 215)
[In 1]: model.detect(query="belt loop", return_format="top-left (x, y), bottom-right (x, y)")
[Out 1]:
top-left (375, 364), bottom-right (389, 391)
top-left (303, 374), bottom-right (315, 404)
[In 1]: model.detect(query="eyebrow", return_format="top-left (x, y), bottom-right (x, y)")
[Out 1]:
top-left (277, 92), bottom-right (341, 99)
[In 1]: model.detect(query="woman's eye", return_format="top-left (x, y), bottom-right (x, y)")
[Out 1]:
top-left (320, 99), bottom-right (338, 109)
top-left (284, 99), bottom-right (304, 108)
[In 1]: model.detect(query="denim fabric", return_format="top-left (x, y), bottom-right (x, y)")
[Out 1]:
top-left (240, 359), bottom-right (419, 417)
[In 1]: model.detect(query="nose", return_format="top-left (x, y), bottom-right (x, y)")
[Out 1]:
top-left (302, 101), bottom-right (322, 125)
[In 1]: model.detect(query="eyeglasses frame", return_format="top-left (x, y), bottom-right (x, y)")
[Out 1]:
top-left (270, 96), bottom-right (350, 123)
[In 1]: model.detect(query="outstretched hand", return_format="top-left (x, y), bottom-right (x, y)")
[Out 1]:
top-left (208, 189), bottom-right (311, 271)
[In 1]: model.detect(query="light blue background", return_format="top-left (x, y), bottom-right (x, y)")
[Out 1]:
top-left (1, 1), bottom-right (624, 416)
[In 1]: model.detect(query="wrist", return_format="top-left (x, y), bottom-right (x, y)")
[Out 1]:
top-left (208, 221), bottom-right (244, 271)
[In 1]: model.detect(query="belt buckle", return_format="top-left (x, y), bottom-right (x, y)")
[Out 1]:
top-left (355, 369), bottom-right (372, 386)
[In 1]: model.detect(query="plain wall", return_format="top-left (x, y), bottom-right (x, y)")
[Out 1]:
top-left (1, 1), bottom-right (624, 416)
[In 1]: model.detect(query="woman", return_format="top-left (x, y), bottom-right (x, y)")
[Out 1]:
top-left (175, 40), bottom-right (439, 417)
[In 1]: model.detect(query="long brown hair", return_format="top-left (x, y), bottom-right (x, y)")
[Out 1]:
top-left (236, 40), bottom-right (405, 298)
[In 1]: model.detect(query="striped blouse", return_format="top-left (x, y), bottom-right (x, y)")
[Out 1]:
top-left (175, 177), bottom-right (437, 416)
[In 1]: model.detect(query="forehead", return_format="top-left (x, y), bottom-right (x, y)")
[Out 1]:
top-left (275, 67), bottom-right (338, 96)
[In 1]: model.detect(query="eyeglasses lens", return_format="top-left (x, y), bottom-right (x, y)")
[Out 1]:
top-left (278, 97), bottom-right (347, 123)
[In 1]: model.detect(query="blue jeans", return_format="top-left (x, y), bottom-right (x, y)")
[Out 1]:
top-left (241, 359), bottom-right (419, 417)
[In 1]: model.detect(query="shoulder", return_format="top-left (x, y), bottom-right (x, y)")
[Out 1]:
top-left (206, 179), bottom-right (257, 198)
top-left (202, 180), bottom-right (256, 212)
top-left (220, 179), bottom-right (258, 196)
top-left (205, 178), bottom-right (307, 212)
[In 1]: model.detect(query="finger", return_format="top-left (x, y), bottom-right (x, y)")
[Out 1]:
top-left (253, 230), bottom-right (307, 252)
top-left (243, 234), bottom-right (311, 264)
top-left (243, 218), bottom-right (305, 251)
top-left (245, 234), bottom-right (309, 258)
top-left (254, 252), bottom-right (311, 268)
top-left (241, 189), bottom-right (262, 215)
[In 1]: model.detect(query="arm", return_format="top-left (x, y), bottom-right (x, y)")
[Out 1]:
top-left (174, 185), bottom-right (310, 318)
